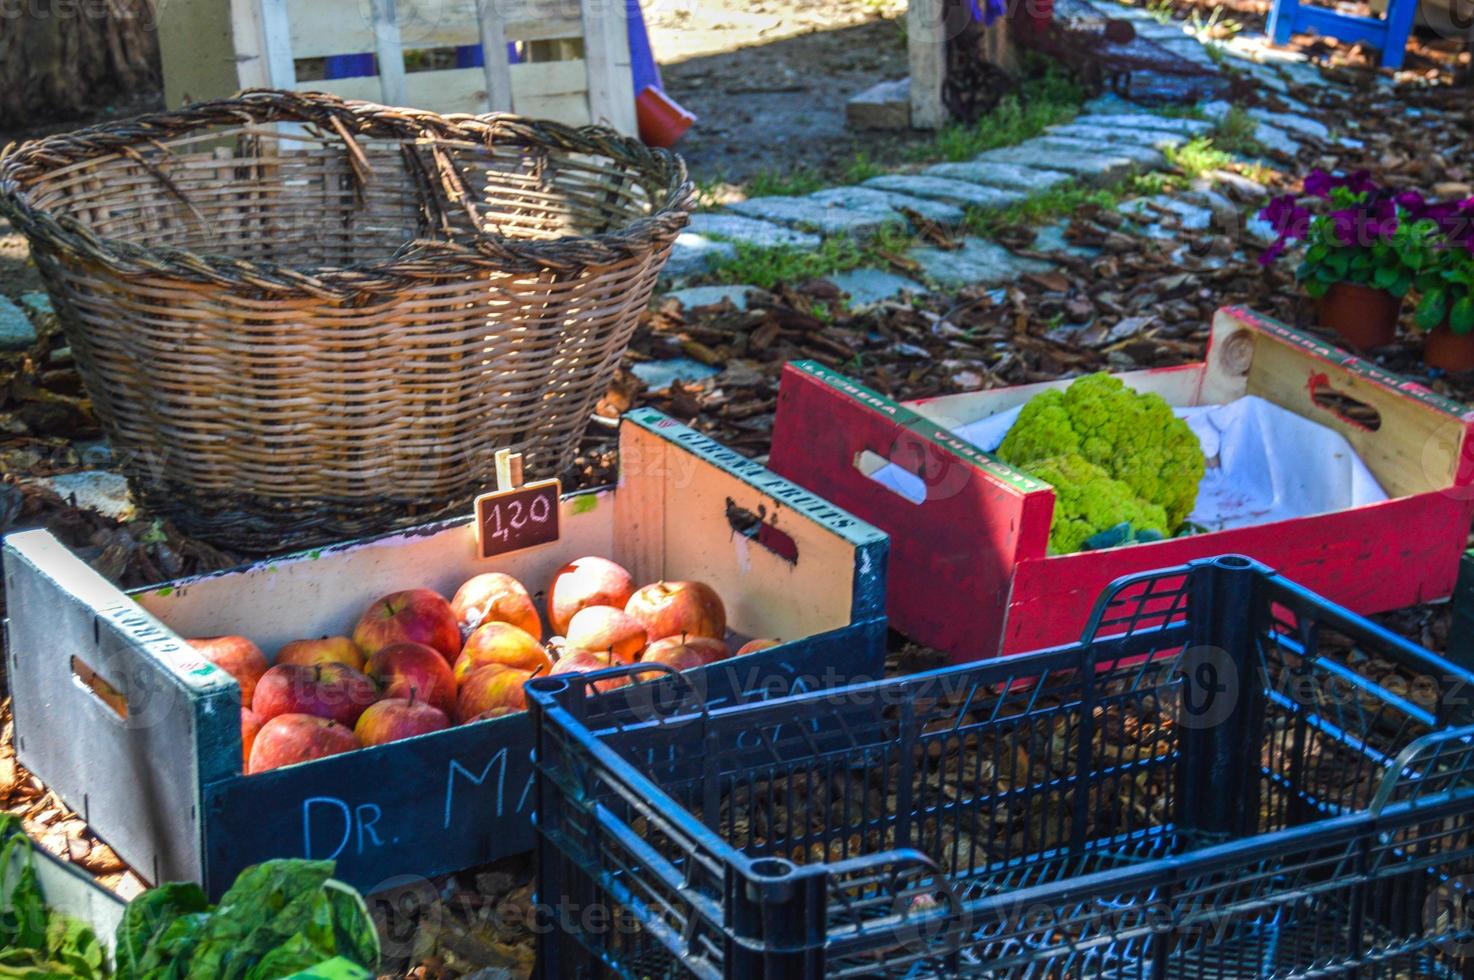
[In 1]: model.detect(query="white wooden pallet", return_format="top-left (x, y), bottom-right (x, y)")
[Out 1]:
top-left (160, 0), bottom-right (637, 133)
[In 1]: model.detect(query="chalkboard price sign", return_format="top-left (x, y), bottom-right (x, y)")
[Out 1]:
top-left (474, 478), bottom-right (561, 559)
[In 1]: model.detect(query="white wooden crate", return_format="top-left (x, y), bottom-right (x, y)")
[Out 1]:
top-left (159, 0), bottom-right (637, 133)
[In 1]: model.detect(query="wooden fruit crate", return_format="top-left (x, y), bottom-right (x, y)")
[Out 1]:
top-left (157, 0), bottom-right (637, 133)
top-left (770, 306), bottom-right (1474, 661)
top-left (3, 409), bottom-right (887, 898)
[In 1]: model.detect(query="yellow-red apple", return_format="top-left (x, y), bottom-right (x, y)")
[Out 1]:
top-left (241, 707), bottom-right (261, 767)
top-left (253, 662), bottom-right (379, 728)
top-left (451, 572), bottom-right (542, 641)
top-left (456, 664), bottom-right (536, 722)
top-left (365, 642), bottom-right (456, 717)
top-left (735, 638), bottom-right (781, 656)
top-left (624, 581), bottom-right (726, 642)
top-left (354, 695), bottom-right (449, 746)
top-left (548, 557), bottom-right (636, 636)
top-left (550, 649), bottom-right (631, 694)
top-left (248, 714), bottom-right (360, 774)
top-left (352, 588), bottom-right (461, 664)
top-left (642, 634), bottom-right (729, 669)
top-left (565, 605), bottom-right (647, 664)
top-left (454, 621), bottom-right (552, 684)
top-left (276, 635), bottom-right (365, 672)
top-left (188, 635), bottom-right (269, 708)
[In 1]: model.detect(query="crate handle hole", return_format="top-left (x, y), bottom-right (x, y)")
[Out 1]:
top-left (1309, 381), bottom-right (1382, 431)
top-left (725, 499), bottom-right (799, 564)
top-left (855, 449), bottom-right (926, 504)
top-left (70, 655), bottom-right (129, 720)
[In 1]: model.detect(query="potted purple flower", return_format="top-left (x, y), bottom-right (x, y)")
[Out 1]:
top-left (1403, 193), bottom-right (1474, 371)
top-left (1259, 170), bottom-right (1428, 351)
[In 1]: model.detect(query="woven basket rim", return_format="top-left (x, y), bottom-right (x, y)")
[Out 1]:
top-left (0, 88), bottom-right (695, 297)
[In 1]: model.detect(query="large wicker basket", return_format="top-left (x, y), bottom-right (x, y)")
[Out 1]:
top-left (0, 90), bottom-right (693, 552)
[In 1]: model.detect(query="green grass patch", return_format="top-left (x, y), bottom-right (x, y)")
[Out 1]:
top-left (905, 60), bottom-right (1085, 164)
top-left (1165, 135), bottom-right (1236, 179)
top-left (745, 167), bottom-right (828, 198)
top-left (1212, 105), bottom-right (1264, 157)
top-left (962, 181), bottom-right (1121, 237)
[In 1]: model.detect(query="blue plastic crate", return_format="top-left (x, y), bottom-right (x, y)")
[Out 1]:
top-left (530, 555), bottom-right (1474, 978)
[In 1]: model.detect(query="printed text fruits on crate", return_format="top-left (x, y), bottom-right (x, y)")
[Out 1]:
top-left (642, 635), bottom-right (730, 669)
top-left (454, 622), bottom-right (552, 682)
top-left (565, 606), bottom-right (648, 663)
top-left (551, 649), bottom-right (633, 694)
top-left (548, 557), bottom-right (637, 636)
top-left (248, 714), bottom-right (360, 774)
top-left (458, 664), bottom-right (537, 723)
top-left (355, 696), bottom-right (449, 747)
top-left (451, 572), bottom-right (543, 640)
top-left (275, 636), bottom-right (365, 672)
top-left (365, 642), bottom-right (457, 718)
top-left (188, 636), bottom-right (269, 707)
top-left (624, 581), bottom-right (726, 642)
top-left (252, 663), bottom-right (379, 728)
top-left (352, 589), bottom-right (462, 664)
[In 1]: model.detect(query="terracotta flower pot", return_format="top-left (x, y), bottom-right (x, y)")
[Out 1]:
top-left (1423, 320), bottom-right (1474, 373)
top-left (1315, 282), bottom-right (1401, 351)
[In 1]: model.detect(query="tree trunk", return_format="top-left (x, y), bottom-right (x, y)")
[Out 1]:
top-left (0, 0), bottom-right (160, 130)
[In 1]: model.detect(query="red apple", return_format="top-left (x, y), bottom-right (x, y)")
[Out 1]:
top-left (252, 662), bottom-right (379, 728)
top-left (451, 573), bottom-right (542, 640)
top-left (642, 634), bottom-right (729, 669)
top-left (352, 589), bottom-right (461, 664)
top-left (276, 636), bottom-right (365, 672)
top-left (454, 621), bottom-right (552, 684)
top-left (735, 638), bottom-right (781, 656)
top-left (241, 707), bottom-right (261, 767)
top-left (248, 714), bottom-right (360, 774)
top-left (565, 605), bottom-right (647, 664)
top-left (624, 581), bottom-right (726, 642)
top-left (364, 642), bottom-right (456, 717)
top-left (354, 695), bottom-right (449, 746)
top-left (456, 664), bottom-right (536, 722)
top-left (187, 636), bottom-right (269, 708)
top-left (550, 649), bottom-right (631, 694)
top-left (548, 557), bottom-right (636, 636)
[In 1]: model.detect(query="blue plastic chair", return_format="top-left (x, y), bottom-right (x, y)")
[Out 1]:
top-left (1267, 0), bottom-right (1420, 68)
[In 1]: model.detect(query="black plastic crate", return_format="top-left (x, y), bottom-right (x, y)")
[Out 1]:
top-left (529, 555), bottom-right (1474, 978)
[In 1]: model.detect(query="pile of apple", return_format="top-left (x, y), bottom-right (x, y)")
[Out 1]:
top-left (186, 557), bottom-right (777, 775)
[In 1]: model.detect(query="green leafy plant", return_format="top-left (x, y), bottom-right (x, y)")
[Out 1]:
top-left (1402, 194), bottom-right (1474, 333)
top-left (0, 816), bottom-right (109, 979)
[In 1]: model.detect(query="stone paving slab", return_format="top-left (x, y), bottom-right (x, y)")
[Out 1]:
top-left (1030, 136), bottom-right (1165, 168)
top-left (1249, 107), bottom-right (1330, 141)
top-left (862, 174), bottom-right (1026, 210)
top-left (907, 237), bottom-right (1054, 289)
top-left (686, 212), bottom-right (821, 249)
top-left (1026, 222), bottom-right (1102, 258)
top-left (665, 233), bottom-right (736, 277)
top-left (975, 143), bottom-right (1139, 186)
top-left (828, 267), bottom-right (924, 305)
top-left (666, 284), bottom-right (755, 310)
top-left (923, 160), bottom-right (1074, 194)
top-left (0, 295), bottom-right (36, 351)
top-left (1119, 195), bottom-right (1215, 232)
top-left (1074, 113), bottom-right (1214, 137)
top-left (1045, 122), bottom-right (1189, 150)
top-left (728, 196), bottom-right (901, 237)
top-left (631, 357), bottom-right (722, 390)
top-left (809, 186), bottom-right (966, 226)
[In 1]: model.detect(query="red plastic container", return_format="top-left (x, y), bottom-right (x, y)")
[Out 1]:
top-left (769, 306), bottom-right (1474, 662)
top-left (636, 86), bottom-right (695, 148)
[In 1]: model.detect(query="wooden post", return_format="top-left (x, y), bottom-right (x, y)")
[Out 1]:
top-left (908, 0), bottom-right (948, 129)
top-left (475, 0), bottom-right (515, 112)
top-left (369, 0), bottom-right (409, 106)
top-left (581, 0), bottom-right (639, 135)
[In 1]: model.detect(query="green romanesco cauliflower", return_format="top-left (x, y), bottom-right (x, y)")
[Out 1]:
top-left (1024, 455), bottom-right (1170, 554)
top-left (998, 373), bottom-right (1204, 552)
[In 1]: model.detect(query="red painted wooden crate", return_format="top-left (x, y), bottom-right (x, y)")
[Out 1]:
top-left (770, 306), bottom-right (1474, 661)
